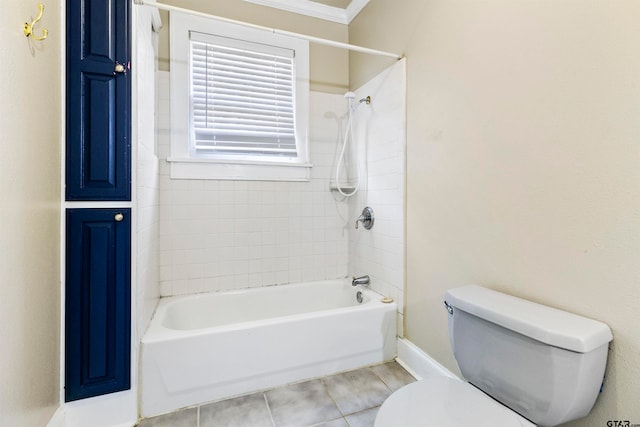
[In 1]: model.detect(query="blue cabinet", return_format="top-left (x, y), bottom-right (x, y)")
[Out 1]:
top-left (66, 0), bottom-right (131, 200)
top-left (65, 209), bottom-right (131, 402)
top-left (65, 0), bottom-right (132, 402)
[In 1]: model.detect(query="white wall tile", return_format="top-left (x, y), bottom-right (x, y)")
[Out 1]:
top-left (136, 11), bottom-right (161, 338)
top-left (157, 75), bottom-right (350, 295)
top-left (348, 60), bottom-right (406, 331)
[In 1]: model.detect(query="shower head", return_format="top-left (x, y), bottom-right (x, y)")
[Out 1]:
top-left (344, 92), bottom-right (371, 111)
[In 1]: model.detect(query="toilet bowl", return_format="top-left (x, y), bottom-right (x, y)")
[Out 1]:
top-left (375, 285), bottom-right (612, 427)
top-left (374, 376), bottom-right (535, 427)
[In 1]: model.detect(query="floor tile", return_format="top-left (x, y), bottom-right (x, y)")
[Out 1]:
top-left (323, 368), bottom-right (391, 415)
top-left (266, 379), bottom-right (342, 427)
top-left (200, 392), bottom-right (273, 427)
top-left (311, 418), bottom-right (350, 427)
top-left (370, 361), bottom-right (416, 391)
top-left (136, 361), bottom-right (414, 427)
top-left (345, 407), bottom-right (380, 427)
top-left (136, 407), bottom-right (197, 427)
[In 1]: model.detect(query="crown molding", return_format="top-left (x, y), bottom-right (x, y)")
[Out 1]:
top-left (345, 0), bottom-right (369, 23)
top-left (242, 0), bottom-right (369, 24)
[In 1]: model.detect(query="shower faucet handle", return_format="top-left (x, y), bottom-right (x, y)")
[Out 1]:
top-left (355, 207), bottom-right (374, 230)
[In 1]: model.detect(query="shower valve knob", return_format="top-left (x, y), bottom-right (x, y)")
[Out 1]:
top-left (355, 207), bottom-right (374, 230)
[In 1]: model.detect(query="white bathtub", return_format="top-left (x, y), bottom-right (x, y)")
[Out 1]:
top-left (140, 279), bottom-right (397, 417)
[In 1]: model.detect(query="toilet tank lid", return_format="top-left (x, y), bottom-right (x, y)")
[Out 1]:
top-left (445, 285), bottom-right (613, 353)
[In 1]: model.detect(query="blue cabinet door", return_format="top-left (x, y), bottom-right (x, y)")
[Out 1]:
top-left (66, 0), bottom-right (131, 200)
top-left (65, 209), bottom-right (131, 402)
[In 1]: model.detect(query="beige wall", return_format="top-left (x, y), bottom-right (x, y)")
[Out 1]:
top-left (0, 1), bottom-right (61, 426)
top-left (157, 0), bottom-right (350, 93)
top-left (351, 1), bottom-right (640, 425)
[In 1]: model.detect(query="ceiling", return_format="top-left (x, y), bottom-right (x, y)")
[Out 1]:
top-left (242, 0), bottom-right (370, 24)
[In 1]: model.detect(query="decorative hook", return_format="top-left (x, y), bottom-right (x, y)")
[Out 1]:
top-left (24, 4), bottom-right (48, 41)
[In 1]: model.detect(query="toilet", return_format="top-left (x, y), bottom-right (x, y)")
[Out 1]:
top-left (375, 285), bottom-right (613, 427)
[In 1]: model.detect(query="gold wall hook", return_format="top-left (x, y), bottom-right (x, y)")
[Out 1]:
top-left (24, 4), bottom-right (48, 41)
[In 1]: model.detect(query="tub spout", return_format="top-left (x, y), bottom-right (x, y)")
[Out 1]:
top-left (352, 275), bottom-right (370, 286)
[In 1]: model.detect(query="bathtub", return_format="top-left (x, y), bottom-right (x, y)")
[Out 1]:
top-left (140, 279), bottom-right (397, 417)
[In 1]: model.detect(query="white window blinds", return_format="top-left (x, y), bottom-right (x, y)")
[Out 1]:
top-left (190, 32), bottom-right (298, 158)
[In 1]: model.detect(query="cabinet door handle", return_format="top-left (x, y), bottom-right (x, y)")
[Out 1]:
top-left (114, 213), bottom-right (124, 222)
top-left (114, 62), bottom-right (126, 74)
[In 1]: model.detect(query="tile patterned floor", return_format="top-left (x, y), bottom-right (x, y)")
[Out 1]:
top-left (137, 361), bottom-right (415, 427)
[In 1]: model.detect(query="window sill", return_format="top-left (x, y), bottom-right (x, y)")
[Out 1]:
top-left (166, 157), bottom-right (312, 181)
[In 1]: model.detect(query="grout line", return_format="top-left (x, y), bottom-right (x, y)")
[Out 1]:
top-left (318, 377), bottom-right (355, 426)
top-left (321, 377), bottom-right (345, 417)
top-left (263, 392), bottom-right (276, 427)
top-left (369, 366), bottom-right (393, 392)
top-left (310, 417), bottom-right (350, 427)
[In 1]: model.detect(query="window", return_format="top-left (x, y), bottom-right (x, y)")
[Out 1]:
top-left (169, 12), bottom-right (311, 180)
top-left (190, 33), bottom-right (297, 159)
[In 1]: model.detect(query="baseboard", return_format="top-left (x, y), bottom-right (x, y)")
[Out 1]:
top-left (46, 407), bottom-right (66, 427)
top-left (46, 408), bottom-right (133, 427)
top-left (62, 390), bottom-right (137, 427)
top-left (396, 337), bottom-right (458, 380)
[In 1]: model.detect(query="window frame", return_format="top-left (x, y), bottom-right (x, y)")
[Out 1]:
top-left (168, 11), bottom-right (311, 181)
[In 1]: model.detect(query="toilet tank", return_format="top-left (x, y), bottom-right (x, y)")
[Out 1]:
top-left (445, 285), bottom-right (612, 427)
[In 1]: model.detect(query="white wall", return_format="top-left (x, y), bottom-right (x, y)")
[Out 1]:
top-left (348, 59), bottom-right (406, 335)
top-left (157, 74), bottom-right (350, 295)
top-left (350, 1), bottom-right (640, 425)
top-left (0, 1), bottom-right (61, 426)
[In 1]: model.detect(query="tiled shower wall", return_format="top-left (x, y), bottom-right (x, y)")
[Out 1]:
top-left (157, 72), bottom-right (350, 296)
top-left (348, 60), bottom-right (406, 335)
top-left (135, 8), bottom-right (161, 337)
